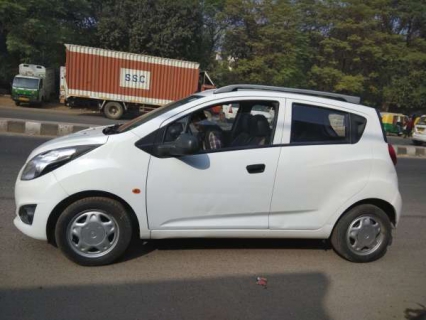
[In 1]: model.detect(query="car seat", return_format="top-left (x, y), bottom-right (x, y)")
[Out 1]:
top-left (249, 115), bottom-right (271, 145)
top-left (231, 113), bottom-right (253, 147)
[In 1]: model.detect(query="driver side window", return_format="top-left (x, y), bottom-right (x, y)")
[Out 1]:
top-left (164, 104), bottom-right (237, 151)
top-left (163, 100), bottom-right (278, 152)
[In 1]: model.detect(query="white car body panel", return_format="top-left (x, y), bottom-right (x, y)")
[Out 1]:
top-left (52, 131), bottom-right (151, 239)
top-left (26, 126), bottom-right (109, 161)
top-left (147, 148), bottom-right (281, 230)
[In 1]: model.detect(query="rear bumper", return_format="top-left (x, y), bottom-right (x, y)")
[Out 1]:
top-left (412, 132), bottom-right (426, 142)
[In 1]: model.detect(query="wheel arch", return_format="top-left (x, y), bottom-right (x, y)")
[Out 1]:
top-left (46, 190), bottom-right (140, 245)
top-left (332, 198), bottom-right (397, 236)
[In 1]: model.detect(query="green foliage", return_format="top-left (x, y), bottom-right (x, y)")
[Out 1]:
top-left (97, 0), bottom-right (204, 62)
top-left (0, 0), bottom-right (425, 110)
top-left (0, 0), bottom-right (96, 87)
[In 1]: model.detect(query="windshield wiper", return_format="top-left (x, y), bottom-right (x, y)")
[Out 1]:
top-left (102, 124), bottom-right (121, 135)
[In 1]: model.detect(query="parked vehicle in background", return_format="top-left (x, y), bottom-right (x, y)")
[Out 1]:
top-left (412, 115), bottom-right (426, 145)
top-left (380, 112), bottom-right (406, 136)
top-left (15, 84), bottom-right (402, 266)
top-left (12, 64), bottom-right (54, 106)
top-left (60, 44), bottom-right (215, 120)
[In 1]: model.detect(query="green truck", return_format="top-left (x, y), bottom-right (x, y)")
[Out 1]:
top-left (12, 64), bottom-right (54, 106)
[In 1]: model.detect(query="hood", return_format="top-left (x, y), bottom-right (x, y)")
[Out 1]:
top-left (27, 126), bottom-right (109, 161)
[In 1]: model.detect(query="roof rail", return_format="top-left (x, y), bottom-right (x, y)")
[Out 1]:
top-left (214, 84), bottom-right (361, 104)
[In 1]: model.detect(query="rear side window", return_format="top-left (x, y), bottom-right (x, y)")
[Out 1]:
top-left (351, 114), bottom-right (367, 143)
top-left (291, 103), bottom-right (349, 144)
top-left (375, 109), bottom-right (387, 142)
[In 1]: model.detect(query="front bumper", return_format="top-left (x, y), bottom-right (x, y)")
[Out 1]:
top-left (12, 95), bottom-right (38, 103)
top-left (14, 169), bottom-right (69, 240)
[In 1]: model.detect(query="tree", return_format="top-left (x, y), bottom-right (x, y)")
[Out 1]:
top-left (215, 0), bottom-right (310, 87)
top-left (97, 0), bottom-right (205, 63)
top-left (0, 0), bottom-right (96, 88)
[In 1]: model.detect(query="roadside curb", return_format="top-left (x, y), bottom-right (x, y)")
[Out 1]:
top-left (0, 118), bottom-right (94, 137)
top-left (394, 145), bottom-right (426, 158)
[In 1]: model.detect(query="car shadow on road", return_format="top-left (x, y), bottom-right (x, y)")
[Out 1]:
top-left (0, 272), bottom-right (331, 320)
top-left (119, 238), bottom-right (332, 263)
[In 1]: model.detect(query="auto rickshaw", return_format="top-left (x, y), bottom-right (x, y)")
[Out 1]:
top-left (380, 112), bottom-right (407, 135)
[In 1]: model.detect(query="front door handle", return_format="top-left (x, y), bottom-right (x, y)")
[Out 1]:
top-left (246, 164), bottom-right (265, 174)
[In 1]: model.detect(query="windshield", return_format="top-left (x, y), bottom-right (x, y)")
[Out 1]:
top-left (418, 116), bottom-right (426, 125)
top-left (13, 77), bottom-right (39, 89)
top-left (118, 95), bottom-right (203, 133)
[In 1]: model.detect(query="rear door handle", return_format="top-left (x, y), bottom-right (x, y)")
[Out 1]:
top-left (246, 164), bottom-right (265, 174)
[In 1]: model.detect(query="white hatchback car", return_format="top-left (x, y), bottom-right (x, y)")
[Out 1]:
top-left (15, 85), bottom-right (402, 266)
top-left (412, 115), bottom-right (426, 145)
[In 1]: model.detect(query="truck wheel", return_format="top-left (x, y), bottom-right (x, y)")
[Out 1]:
top-left (331, 204), bottom-right (392, 263)
top-left (55, 197), bottom-right (133, 266)
top-left (104, 102), bottom-right (124, 120)
top-left (15, 101), bottom-right (20, 106)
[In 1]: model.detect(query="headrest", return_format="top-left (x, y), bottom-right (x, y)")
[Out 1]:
top-left (239, 113), bottom-right (252, 133)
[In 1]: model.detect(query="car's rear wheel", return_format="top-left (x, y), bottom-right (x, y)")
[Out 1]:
top-left (331, 204), bottom-right (392, 263)
top-left (55, 197), bottom-right (132, 266)
top-left (15, 101), bottom-right (20, 106)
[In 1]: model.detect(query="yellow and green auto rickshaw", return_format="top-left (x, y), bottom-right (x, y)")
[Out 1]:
top-left (380, 112), bottom-right (406, 136)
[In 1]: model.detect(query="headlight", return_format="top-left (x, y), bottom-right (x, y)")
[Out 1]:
top-left (21, 145), bottom-right (100, 181)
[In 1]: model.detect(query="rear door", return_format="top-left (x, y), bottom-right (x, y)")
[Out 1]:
top-left (269, 99), bottom-right (371, 230)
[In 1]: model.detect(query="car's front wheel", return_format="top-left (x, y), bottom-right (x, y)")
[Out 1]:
top-left (55, 197), bottom-right (132, 266)
top-left (331, 204), bottom-right (392, 263)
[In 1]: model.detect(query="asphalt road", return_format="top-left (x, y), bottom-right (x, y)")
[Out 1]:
top-left (0, 134), bottom-right (425, 320)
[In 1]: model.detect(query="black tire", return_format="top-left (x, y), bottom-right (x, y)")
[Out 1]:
top-left (104, 102), bottom-right (124, 120)
top-left (14, 101), bottom-right (20, 106)
top-left (55, 197), bottom-right (132, 266)
top-left (331, 204), bottom-right (392, 263)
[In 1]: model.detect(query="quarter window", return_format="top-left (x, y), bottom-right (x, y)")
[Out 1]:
top-left (291, 103), bottom-right (349, 144)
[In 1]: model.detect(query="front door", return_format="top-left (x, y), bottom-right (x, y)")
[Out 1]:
top-left (146, 98), bottom-right (284, 230)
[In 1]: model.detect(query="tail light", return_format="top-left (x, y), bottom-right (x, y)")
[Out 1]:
top-left (388, 143), bottom-right (397, 165)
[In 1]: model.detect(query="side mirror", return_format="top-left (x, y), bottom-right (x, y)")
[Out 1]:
top-left (154, 133), bottom-right (200, 158)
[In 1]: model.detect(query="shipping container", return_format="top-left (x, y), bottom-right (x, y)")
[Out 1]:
top-left (61, 44), bottom-right (214, 119)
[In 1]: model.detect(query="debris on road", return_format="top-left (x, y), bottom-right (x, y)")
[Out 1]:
top-left (256, 277), bottom-right (268, 288)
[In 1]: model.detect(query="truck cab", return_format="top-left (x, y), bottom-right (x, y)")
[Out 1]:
top-left (12, 64), bottom-right (54, 106)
